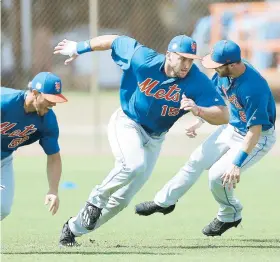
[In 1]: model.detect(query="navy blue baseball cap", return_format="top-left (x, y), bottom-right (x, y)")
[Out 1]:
top-left (30, 72), bottom-right (67, 103)
top-left (168, 35), bottom-right (201, 59)
top-left (202, 40), bottom-right (241, 69)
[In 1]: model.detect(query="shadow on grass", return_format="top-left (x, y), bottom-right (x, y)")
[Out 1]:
top-left (2, 251), bottom-right (179, 255)
top-left (239, 239), bottom-right (280, 243)
top-left (3, 243), bottom-right (280, 255)
top-left (3, 238), bottom-right (280, 255)
top-left (164, 238), bottom-right (280, 244)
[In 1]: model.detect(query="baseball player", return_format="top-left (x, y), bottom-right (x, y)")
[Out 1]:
top-left (54, 35), bottom-right (229, 246)
top-left (1, 72), bottom-right (68, 221)
top-left (135, 40), bottom-right (277, 236)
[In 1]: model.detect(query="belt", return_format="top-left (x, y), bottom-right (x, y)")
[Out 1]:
top-left (141, 125), bottom-right (166, 137)
top-left (234, 126), bottom-right (275, 137)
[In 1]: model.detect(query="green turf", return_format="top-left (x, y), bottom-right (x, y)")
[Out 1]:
top-left (1, 155), bottom-right (280, 262)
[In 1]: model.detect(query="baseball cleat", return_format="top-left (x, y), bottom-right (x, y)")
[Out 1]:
top-left (80, 202), bottom-right (102, 230)
top-left (59, 219), bottom-right (78, 247)
top-left (135, 201), bottom-right (175, 216)
top-left (202, 218), bottom-right (242, 236)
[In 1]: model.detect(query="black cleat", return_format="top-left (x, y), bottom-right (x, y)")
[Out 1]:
top-left (59, 219), bottom-right (77, 247)
top-left (135, 201), bottom-right (175, 216)
top-left (80, 202), bottom-right (102, 230)
top-left (202, 218), bottom-right (242, 236)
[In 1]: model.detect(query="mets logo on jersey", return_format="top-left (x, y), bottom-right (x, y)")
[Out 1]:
top-left (138, 78), bottom-right (181, 102)
top-left (1, 122), bottom-right (38, 148)
top-left (191, 42), bottom-right (197, 53)
top-left (55, 82), bottom-right (61, 92)
top-left (138, 78), bottom-right (182, 117)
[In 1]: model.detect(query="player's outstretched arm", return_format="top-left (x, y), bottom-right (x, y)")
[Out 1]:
top-left (53, 35), bottom-right (119, 65)
top-left (196, 105), bottom-right (229, 125)
top-left (45, 152), bottom-right (62, 215)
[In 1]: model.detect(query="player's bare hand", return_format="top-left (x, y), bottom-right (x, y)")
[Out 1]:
top-left (180, 94), bottom-right (200, 116)
top-left (185, 118), bottom-right (204, 138)
top-left (45, 192), bottom-right (60, 215)
top-left (221, 165), bottom-right (241, 190)
top-left (53, 39), bottom-right (78, 65)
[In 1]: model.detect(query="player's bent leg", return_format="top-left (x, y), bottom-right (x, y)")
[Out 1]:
top-left (94, 133), bottom-right (164, 229)
top-left (87, 109), bottom-right (147, 210)
top-left (204, 153), bottom-right (243, 236)
top-left (68, 165), bottom-right (151, 237)
top-left (136, 125), bottom-right (231, 216)
top-left (152, 153), bottom-right (212, 209)
top-left (76, 159), bottom-right (146, 232)
top-left (208, 148), bottom-right (243, 224)
top-left (60, 110), bottom-right (164, 245)
top-left (87, 159), bottom-right (146, 210)
top-left (135, 148), bottom-right (210, 216)
top-left (206, 130), bottom-right (276, 236)
top-left (135, 147), bottom-right (210, 216)
top-left (63, 109), bottom-right (148, 241)
top-left (0, 155), bottom-right (14, 221)
top-left (62, 164), bottom-right (147, 243)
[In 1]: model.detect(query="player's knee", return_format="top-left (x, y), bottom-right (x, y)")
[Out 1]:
top-left (123, 161), bottom-right (146, 176)
top-left (0, 206), bottom-right (12, 221)
top-left (208, 168), bottom-right (222, 190)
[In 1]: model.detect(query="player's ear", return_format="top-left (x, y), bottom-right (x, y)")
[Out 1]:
top-left (31, 89), bottom-right (40, 98)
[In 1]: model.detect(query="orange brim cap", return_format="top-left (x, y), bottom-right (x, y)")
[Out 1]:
top-left (42, 93), bottom-right (68, 103)
top-left (201, 54), bottom-right (225, 69)
top-left (176, 52), bottom-right (201, 60)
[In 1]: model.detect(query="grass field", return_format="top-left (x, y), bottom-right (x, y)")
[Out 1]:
top-left (1, 155), bottom-right (280, 262)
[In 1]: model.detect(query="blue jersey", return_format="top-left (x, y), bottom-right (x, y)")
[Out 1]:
top-left (111, 36), bottom-right (225, 135)
top-left (1, 87), bottom-right (60, 160)
top-left (212, 61), bottom-right (276, 135)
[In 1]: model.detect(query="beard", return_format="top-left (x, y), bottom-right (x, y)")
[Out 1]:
top-left (172, 66), bottom-right (189, 78)
top-left (34, 99), bottom-right (48, 116)
top-left (216, 65), bottom-right (230, 77)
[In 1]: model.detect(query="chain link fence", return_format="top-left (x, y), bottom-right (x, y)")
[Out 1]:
top-left (3, 0), bottom-right (274, 92)
top-left (2, 0), bottom-right (279, 156)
